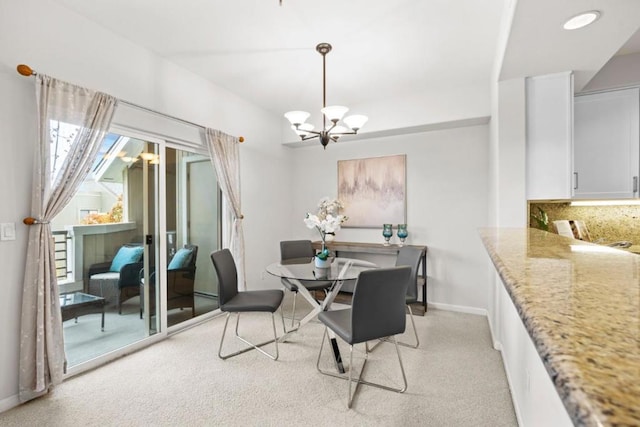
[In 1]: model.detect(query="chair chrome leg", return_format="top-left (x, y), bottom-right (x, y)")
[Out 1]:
top-left (317, 328), bottom-right (408, 407)
top-left (218, 312), bottom-right (281, 361)
top-left (368, 337), bottom-right (384, 352)
top-left (318, 327), bottom-right (361, 380)
top-left (399, 305), bottom-right (420, 349)
top-left (278, 305), bottom-right (288, 341)
top-left (319, 328), bottom-right (408, 408)
top-left (291, 291), bottom-right (297, 328)
top-left (346, 344), bottom-right (367, 408)
top-left (217, 312), bottom-right (232, 359)
top-left (281, 290), bottom-right (301, 333)
top-left (391, 336), bottom-right (408, 393)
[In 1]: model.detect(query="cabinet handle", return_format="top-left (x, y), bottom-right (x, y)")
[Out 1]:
top-left (573, 172), bottom-right (578, 190)
top-left (634, 176), bottom-right (638, 194)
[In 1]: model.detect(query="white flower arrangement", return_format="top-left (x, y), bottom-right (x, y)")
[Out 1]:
top-left (304, 197), bottom-right (348, 260)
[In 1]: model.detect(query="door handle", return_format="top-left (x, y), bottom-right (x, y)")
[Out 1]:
top-left (573, 172), bottom-right (578, 190)
top-left (634, 176), bottom-right (638, 194)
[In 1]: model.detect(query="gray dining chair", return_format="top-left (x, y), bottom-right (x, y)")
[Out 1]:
top-left (211, 249), bottom-right (286, 361)
top-left (279, 240), bottom-right (332, 330)
top-left (316, 265), bottom-right (412, 408)
top-left (395, 246), bottom-right (423, 348)
top-left (368, 246), bottom-right (423, 351)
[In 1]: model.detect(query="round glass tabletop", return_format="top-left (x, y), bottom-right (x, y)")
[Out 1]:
top-left (265, 257), bottom-right (375, 282)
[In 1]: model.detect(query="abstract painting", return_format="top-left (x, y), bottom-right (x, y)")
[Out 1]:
top-left (338, 154), bottom-right (406, 228)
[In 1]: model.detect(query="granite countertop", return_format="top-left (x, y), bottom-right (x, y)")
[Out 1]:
top-left (479, 227), bottom-right (639, 427)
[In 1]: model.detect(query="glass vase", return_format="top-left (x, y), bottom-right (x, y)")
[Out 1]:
top-left (314, 256), bottom-right (330, 268)
top-left (382, 224), bottom-right (393, 246)
top-left (397, 224), bottom-right (408, 246)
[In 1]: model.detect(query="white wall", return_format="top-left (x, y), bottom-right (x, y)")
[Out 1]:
top-left (485, 76), bottom-right (530, 392)
top-left (0, 66), bottom-right (36, 412)
top-left (495, 78), bottom-right (527, 227)
top-left (287, 125), bottom-right (491, 312)
top-left (0, 0), bottom-right (290, 409)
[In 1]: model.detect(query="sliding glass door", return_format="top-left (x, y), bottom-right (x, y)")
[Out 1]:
top-left (56, 132), bottom-right (160, 368)
top-left (56, 129), bottom-right (222, 370)
top-left (165, 148), bottom-right (220, 328)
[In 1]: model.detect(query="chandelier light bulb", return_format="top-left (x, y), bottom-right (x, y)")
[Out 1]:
top-left (321, 105), bottom-right (349, 122)
top-left (284, 110), bottom-right (311, 126)
top-left (343, 114), bottom-right (368, 131)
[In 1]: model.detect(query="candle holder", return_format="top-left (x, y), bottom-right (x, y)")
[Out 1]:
top-left (382, 224), bottom-right (393, 246)
top-left (397, 224), bottom-right (408, 246)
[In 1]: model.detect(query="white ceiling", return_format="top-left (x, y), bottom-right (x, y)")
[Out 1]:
top-left (501, 0), bottom-right (640, 91)
top-left (53, 0), bottom-right (640, 118)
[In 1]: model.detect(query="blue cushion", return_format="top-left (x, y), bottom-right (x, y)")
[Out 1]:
top-left (168, 248), bottom-right (193, 270)
top-left (109, 246), bottom-right (143, 272)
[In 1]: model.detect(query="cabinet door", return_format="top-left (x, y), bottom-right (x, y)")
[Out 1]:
top-left (526, 72), bottom-right (573, 200)
top-left (573, 88), bottom-right (639, 199)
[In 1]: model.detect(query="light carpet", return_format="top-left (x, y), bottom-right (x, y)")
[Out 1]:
top-left (0, 303), bottom-right (517, 426)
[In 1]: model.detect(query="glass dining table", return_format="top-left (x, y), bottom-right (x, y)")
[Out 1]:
top-left (265, 257), bottom-right (377, 372)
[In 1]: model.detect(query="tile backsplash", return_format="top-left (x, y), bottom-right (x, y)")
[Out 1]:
top-left (529, 201), bottom-right (640, 245)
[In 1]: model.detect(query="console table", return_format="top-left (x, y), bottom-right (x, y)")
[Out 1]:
top-left (312, 241), bottom-right (428, 312)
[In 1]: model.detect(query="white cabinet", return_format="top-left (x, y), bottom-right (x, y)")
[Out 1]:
top-left (493, 274), bottom-right (573, 427)
top-left (573, 88), bottom-right (639, 199)
top-left (526, 72), bottom-right (573, 200)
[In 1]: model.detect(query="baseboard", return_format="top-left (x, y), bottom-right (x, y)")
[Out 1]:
top-left (428, 301), bottom-right (487, 316)
top-left (494, 338), bottom-right (525, 427)
top-left (485, 311), bottom-right (502, 351)
top-left (0, 393), bottom-right (20, 414)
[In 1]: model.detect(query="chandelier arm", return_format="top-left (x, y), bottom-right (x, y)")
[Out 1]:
top-left (300, 129), bottom-right (321, 136)
top-left (331, 129), bottom-right (357, 136)
top-left (300, 132), bottom-right (321, 141)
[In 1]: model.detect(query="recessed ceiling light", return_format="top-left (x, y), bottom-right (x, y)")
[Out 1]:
top-left (563, 11), bottom-right (601, 30)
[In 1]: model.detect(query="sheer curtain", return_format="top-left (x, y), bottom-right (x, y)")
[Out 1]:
top-left (205, 129), bottom-right (246, 290)
top-left (19, 75), bottom-right (117, 402)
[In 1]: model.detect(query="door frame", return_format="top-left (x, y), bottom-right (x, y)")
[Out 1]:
top-left (64, 126), bottom-right (225, 380)
top-left (64, 125), bottom-right (167, 378)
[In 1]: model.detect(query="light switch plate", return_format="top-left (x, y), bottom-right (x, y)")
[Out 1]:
top-left (1, 222), bottom-right (16, 241)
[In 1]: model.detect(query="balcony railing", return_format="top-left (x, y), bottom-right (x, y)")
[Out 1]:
top-left (53, 230), bottom-right (72, 281)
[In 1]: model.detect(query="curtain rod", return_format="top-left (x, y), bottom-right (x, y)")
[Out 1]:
top-left (16, 64), bottom-right (245, 143)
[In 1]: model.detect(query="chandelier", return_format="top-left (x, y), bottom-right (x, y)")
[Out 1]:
top-left (284, 43), bottom-right (368, 149)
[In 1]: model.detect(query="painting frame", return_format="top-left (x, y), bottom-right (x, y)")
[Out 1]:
top-left (337, 154), bottom-right (406, 228)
